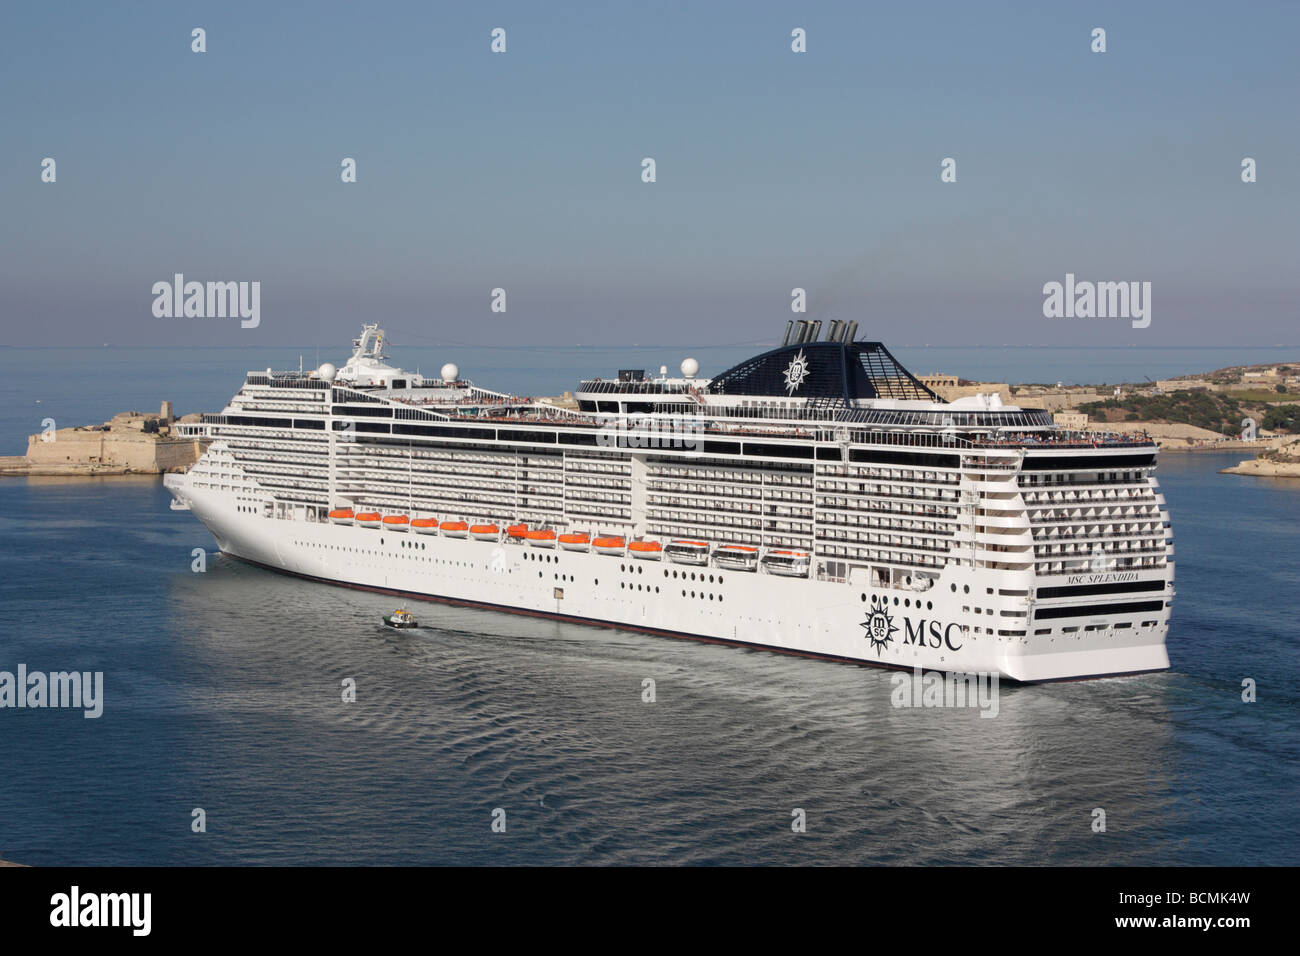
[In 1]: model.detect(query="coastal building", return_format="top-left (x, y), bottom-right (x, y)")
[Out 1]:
top-left (1053, 411), bottom-right (1088, 429)
top-left (7, 402), bottom-right (203, 475)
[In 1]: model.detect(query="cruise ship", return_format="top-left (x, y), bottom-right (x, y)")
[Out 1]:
top-left (165, 321), bottom-right (1174, 681)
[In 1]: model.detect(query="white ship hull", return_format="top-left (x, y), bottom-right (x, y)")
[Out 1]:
top-left (167, 478), bottom-right (1172, 682)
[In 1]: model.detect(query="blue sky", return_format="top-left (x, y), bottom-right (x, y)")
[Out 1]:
top-left (1, 1), bottom-right (1296, 348)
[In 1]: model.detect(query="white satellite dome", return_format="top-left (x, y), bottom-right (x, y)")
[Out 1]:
top-left (317, 362), bottom-right (338, 382)
top-left (681, 357), bottom-right (700, 378)
top-left (440, 362), bottom-right (459, 383)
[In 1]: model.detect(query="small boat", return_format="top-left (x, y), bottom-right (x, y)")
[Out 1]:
top-left (629, 540), bottom-right (663, 560)
top-left (713, 544), bottom-right (758, 571)
top-left (665, 539), bottom-right (709, 565)
top-left (382, 514), bottom-right (410, 531)
top-left (762, 549), bottom-right (811, 577)
top-left (355, 511), bottom-right (382, 528)
top-left (411, 517), bottom-right (439, 534)
top-left (506, 523), bottom-right (529, 540)
top-left (593, 535), bottom-right (626, 555)
top-left (382, 608), bottom-right (419, 629)
top-left (559, 532), bottom-right (590, 551)
top-left (470, 523), bottom-right (500, 541)
top-left (329, 508), bottom-right (355, 524)
top-left (526, 529), bottom-right (557, 548)
top-left (440, 520), bottom-right (469, 538)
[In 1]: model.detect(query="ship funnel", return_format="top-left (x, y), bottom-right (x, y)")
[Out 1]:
top-left (807, 320), bottom-right (822, 342)
top-left (843, 320), bottom-right (859, 342)
top-left (782, 320), bottom-right (794, 346)
top-left (826, 319), bottom-right (843, 342)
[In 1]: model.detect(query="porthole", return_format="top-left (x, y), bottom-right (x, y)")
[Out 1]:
top-left (893, 597), bottom-right (899, 605)
top-left (861, 593), bottom-right (867, 602)
top-left (963, 585), bottom-right (970, 594)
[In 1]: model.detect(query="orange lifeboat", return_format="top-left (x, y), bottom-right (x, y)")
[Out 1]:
top-left (382, 514), bottom-right (410, 531)
top-left (355, 511), bottom-right (382, 528)
top-left (411, 517), bottom-right (439, 534)
top-left (440, 520), bottom-right (469, 538)
top-left (559, 532), bottom-right (590, 551)
top-left (329, 508), bottom-right (355, 525)
top-left (506, 523), bottom-right (529, 539)
top-left (593, 535), bottom-right (626, 555)
top-left (470, 523), bottom-right (500, 541)
top-left (629, 540), bottom-right (663, 560)
top-left (526, 529), bottom-right (557, 548)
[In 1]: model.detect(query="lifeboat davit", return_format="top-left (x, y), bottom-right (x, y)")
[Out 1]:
top-left (470, 523), bottom-right (500, 541)
top-left (526, 529), bottom-right (557, 548)
top-left (665, 539), bottom-right (709, 565)
top-left (559, 532), bottom-right (590, 551)
top-left (629, 540), bottom-right (663, 560)
top-left (713, 544), bottom-right (758, 571)
top-left (329, 508), bottom-right (355, 525)
top-left (506, 523), bottom-right (529, 540)
top-left (440, 520), bottom-right (469, 538)
top-left (411, 517), bottom-right (439, 534)
top-left (355, 511), bottom-right (382, 528)
top-left (593, 535), bottom-right (626, 555)
top-left (382, 514), bottom-right (410, 531)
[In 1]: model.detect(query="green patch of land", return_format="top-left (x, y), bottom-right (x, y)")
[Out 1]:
top-left (1077, 391), bottom-right (1288, 437)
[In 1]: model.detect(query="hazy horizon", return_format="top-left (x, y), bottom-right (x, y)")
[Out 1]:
top-left (3, 1), bottom-right (1297, 348)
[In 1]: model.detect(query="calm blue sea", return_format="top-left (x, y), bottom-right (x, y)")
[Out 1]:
top-left (0, 348), bottom-right (1297, 865)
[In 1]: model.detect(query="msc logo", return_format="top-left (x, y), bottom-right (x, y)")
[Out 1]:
top-left (783, 350), bottom-right (810, 394)
top-left (860, 594), bottom-right (965, 655)
top-left (860, 595), bottom-right (898, 656)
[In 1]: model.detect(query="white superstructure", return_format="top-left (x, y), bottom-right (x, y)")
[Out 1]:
top-left (166, 320), bottom-right (1174, 681)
